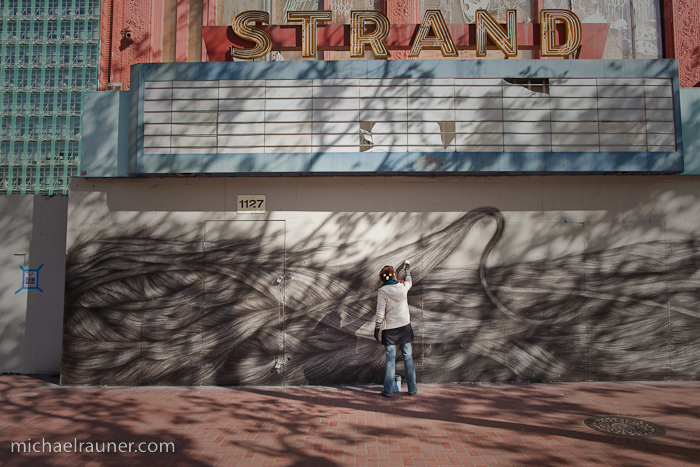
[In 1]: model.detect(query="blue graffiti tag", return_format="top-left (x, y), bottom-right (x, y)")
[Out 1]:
top-left (15, 264), bottom-right (43, 294)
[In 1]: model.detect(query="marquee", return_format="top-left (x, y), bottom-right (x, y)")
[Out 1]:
top-left (87, 59), bottom-right (684, 177)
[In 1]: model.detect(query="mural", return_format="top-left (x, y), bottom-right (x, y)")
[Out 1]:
top-left (61, 207), bottom-right (700, 386)
top-left (570, 0), bottom-right (663, 59)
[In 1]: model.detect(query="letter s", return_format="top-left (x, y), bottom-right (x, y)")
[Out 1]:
top-left (231, 11), bottom-right (271, 60)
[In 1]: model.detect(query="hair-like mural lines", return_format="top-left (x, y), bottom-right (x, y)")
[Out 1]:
top-left (61, 207), bottom-right (700, 386)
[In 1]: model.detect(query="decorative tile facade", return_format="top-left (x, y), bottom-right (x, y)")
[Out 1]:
top-left (0, 0), bottom-right (100, 194)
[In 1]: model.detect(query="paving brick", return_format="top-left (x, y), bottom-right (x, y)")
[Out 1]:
top-left (1, 376), bottom-right (699, 466)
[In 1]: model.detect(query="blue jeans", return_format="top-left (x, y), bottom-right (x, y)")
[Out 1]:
top-left (383, 342), bottom-right (417, 396)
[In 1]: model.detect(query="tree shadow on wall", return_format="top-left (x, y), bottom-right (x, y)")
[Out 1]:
top-left (61, 200), bottom-right (700, 386)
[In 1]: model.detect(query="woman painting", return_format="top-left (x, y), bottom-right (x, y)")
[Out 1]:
top-left (373, 261), bottom-right (417, 397)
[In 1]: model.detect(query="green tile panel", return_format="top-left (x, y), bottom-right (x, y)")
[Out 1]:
top-left (0, 0), bottom-right (99, 194)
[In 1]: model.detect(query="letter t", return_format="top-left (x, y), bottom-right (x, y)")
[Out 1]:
top-left (287, 11), bottom-right (333, 57)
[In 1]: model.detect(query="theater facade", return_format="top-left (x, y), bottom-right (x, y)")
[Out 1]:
top-left (7, 0), bottom-right (699, 386)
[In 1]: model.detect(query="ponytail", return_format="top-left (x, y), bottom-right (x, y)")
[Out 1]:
top-left (379, 265), bottom-right (404, 284)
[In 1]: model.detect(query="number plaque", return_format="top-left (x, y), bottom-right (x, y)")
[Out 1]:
top-left (237, 195), bottom-right (266, 213)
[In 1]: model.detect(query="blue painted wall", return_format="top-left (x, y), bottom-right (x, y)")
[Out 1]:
top-left (680, 88), bottom-right (700, 175)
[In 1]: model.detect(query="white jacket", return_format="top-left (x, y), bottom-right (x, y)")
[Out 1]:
top-left (374, 272), bottom-right (412, 330)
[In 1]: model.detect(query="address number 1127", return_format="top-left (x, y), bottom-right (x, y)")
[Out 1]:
top-left (237, 195), bottom-right (266, 213)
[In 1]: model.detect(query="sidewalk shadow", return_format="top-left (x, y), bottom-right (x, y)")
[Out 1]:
top-left (231, 382), bottom-right (700, 466)
top-left (0, 375), bottom-right (209, 467)
top-left (2, 376), bottom-right (699, 466)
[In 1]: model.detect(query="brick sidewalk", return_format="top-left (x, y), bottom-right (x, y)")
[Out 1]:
top-left (1, 375), bottom-right (699, 466)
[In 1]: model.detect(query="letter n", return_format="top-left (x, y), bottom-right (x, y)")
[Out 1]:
top-left (476, 9), bottom-right (517, 57)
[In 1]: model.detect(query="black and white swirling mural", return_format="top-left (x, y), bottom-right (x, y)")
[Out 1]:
top-left (61, 207), bottom-right (700, 386)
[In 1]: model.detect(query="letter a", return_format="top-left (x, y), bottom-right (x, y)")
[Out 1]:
top-left (410, 10), bottom-right (458, 57)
